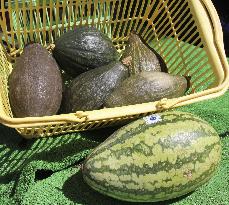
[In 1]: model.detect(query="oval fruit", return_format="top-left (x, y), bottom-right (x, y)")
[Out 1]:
top-left (53, 26), bottom-right (120, 77)
top-left (104, 71), bottom-right (188, 108)
top-left (121, 32), bottom-right (167, 74)
top-left (82, 111), bottom-right (221, 202)
top-left (9, 43), bottom-right (62, 117)
top-left (62, 61), bottom-right (128, 113)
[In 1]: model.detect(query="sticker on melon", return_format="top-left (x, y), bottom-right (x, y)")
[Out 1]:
top-left (143, 114), bottom-right (162, 124)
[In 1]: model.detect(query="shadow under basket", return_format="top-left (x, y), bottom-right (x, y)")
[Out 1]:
top-left (0, 0), bottom-right (228, 138)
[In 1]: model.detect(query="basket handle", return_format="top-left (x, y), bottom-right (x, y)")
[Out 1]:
top-left (200, 0), bottom-right (229, 89)
top-left (200, 0), bottom-right (224, 49)
top-left (0, 98), bottom-right (180, 128)
top-left (0, 110), bottom-right (88, 128)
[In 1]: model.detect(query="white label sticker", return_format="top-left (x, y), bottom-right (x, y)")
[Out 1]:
top-left (143, 114), bottom-right (162, 125)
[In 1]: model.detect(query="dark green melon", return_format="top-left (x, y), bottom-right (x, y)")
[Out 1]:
top-left (104, 71), bottom-right (188, 108)
top-left (82, 111), bottom-right (221, 202)
top-left (62, 61), bottom-right (128, 113)
top-left (53, 26), bottom-right (120, 77)
top-left (121, 32), bottom-right (168, 74)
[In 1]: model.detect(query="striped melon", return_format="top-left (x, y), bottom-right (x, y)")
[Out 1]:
top-left (82, 111), bottom-right (221, 202)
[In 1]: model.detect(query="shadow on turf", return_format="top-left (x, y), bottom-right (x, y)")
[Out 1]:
top-left (0, 125), bottom-right (36, 183)
top-left (0, 124), bottom-right (119, 201)
top-left (0, 125), bottom-right (32, 150)
top-left (219, 131), bottom-right (229, 138)
top-left (62, 171), bottom-right (193, 205)
top-left (0, 124), bottom-right (117, 181)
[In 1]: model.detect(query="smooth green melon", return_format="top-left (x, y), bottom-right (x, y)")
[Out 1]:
top-left (82, 111), bottom-right (221, 202)
top-left (53, 26), bottom-right (119, 77)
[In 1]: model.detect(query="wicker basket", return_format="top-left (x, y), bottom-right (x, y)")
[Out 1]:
top-left (0, 0), bottom-right (228, 138)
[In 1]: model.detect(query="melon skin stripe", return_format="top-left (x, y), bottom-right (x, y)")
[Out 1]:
top-left (82, 111), bottom-right (221, 202)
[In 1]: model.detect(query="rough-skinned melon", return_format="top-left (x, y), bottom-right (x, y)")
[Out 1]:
top-left (9, 43), bottom-right (62, 117)
top-left (121, 32), bottom-right (168, 74)
top-left (62, 61), bottom-right (128, 113)
top-left (104, 71), bottom-right (188, 108)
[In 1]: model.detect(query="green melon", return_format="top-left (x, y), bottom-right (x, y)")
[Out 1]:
top-left (53, 26), bottom-right (119, 77)
top-left (82, 111), bottom-right (221, 202)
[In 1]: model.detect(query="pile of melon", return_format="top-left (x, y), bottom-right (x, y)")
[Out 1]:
top-left (9, 26), bottom-right (188, 117)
